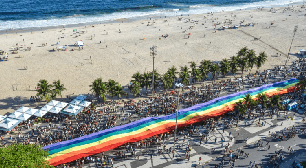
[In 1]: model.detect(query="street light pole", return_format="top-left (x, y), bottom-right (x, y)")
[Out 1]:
top-left (174, 83), bottom-right (183, 156)
top-left (150, 46), bottom-right (157, 97)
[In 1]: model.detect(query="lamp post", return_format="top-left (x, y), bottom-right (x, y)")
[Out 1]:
top-left (174, 83), bottom-right (183, 155)
top-left (150, 46), bottom-right (157, 97)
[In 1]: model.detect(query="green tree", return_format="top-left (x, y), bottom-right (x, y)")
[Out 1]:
top-left (199, 60), bottom-right (211, 80)
top-left (190, 61), bottom-right (197, 83)
top-left (220, 59), bottom-right (229, 78)
top-left (130, 81), bottom-right (141, 96)
top-left (114, 84), bottom-right (126, 98)
top-left (36, 79), bottom-right (53, 101)
top-left (0, 143), bottom-right (53, 167)
top-left (256, 52), bottom-right (268, 69)
top-left (246, 49), bottom-right (256, 70)
top-left (106, 79), bottom-right (118, 97)
top-left (234, 100), bottom-right (247, 115)
top-left (179, 66), bottom-right (190, 86)
top-left (161, 73), bottom-right (173, 91)
top-left (193, 68), bottom-right (202, 83)
top-left (210, 63), bottom-right (220, 80)
top-left (296, 77), bottom-right (306, 92)
top-left (149, 70), bottom-right (160, 90)
top-left (142, 72), bottom-right (151, 90)
top-left (52, 80), bottom-right (66, 98)
top-left (168, 66), bottom-right (178, 83)
top-left (237, 55), bottom-right (248, 75)
top-left (229, 56), bottom-right (238, 75)
top-left (256, 93), bottom-right (269, 112)
top-left (131, 72), bottom-right (142, 84)
top-left (270, 95), bottom-right (283, 110)
top-left (89, 78), bottom-right (107, 101)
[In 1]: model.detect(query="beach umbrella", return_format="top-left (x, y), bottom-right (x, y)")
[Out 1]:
top-left (70, 99), bottom-right (82, 106)
top-left (49, 106), bottom-right (62, 114)
top-left (0, 118), bottom-right (20, 131)
top-left (75, 94), bottom-right (86, 101)
top-left (47, 100), bottom-right (60, 107)
top-left (55, 102), bottom-right (68, 109)
top-left (79, 101), bottom-right (91, 107)
top-left (41, 105), bottom-right (53, 112)
top-left (8, 111), bottom-right (23, 119)
top-left (33, 110), bottom-right (47, 118)
top-left (17, 113), bottom-right (32, 121)
top-left (25, 108), bottom-right (38, 115)
top-left (16, 107), bottom-right (30, 113)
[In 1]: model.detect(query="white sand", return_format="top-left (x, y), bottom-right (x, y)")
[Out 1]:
top-left (0, 5), bottom-right (305, 115)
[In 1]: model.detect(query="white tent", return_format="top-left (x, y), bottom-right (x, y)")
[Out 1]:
top-left (70, 99), bottom-right (82, 106)
top-left (75, 94), bottom-right (86, 101)
top-left (79, 101), bottom-right (91, 107)
top-left (41, 105), bottom-right (53, 112)
top-left (8, 111), bottom-right (23, 119)
top-left (49, 106), bottom-right (62, 114)
top-left (55, 102), bottom-right (68, 109)
top-left (47, 100), bottom-right (60, 107)
top-left (63, 104), bottom-right (82, 115)
top-left (75, 41), bottom-right (84, 47)
top-left (0, 115), bottom-right (6, 122)
top-left (25, 108), bottom-right (38, 115)
top-left (33, 110), bottom-right (48, 118)
top-left (16, 107), bottom-right (30, 113)
top-left (17, 113), bottom-right (32, 121)
top-left (0, 118), bottom-right (20, 131)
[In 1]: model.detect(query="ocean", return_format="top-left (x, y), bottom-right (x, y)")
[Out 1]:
top-left (0, 0), bottom-right (304, 31)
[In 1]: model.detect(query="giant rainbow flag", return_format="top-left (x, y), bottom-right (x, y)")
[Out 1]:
top-left (43, 78), bottom-right (299, 166)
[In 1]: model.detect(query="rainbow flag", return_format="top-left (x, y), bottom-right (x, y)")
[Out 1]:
top-left (43, 78), bottom-right (299, 166)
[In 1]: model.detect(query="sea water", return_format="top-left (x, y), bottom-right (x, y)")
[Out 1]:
top-left (0, 0), bottom-right (304, 31)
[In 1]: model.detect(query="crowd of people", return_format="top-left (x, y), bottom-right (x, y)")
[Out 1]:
top-left (0, 57), bottom-right (306, 167)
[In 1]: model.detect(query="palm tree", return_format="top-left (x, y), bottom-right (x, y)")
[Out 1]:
top-left (237, 55), bottom-right (248, 75)
top-left (243, 94), bottom-right (254, 110)
top-left (199, 60), bottom-right (211, 80)
top-left (168, 66), bottom-right (178, 85)
top-left (190, 61), bottom-right (197, 83)
top-left (36, 79), bottom-right (53, 100)
top-left (142, 72), bottom-right (151, 90)
top-left (256, 52), bottom-right (268, 69)
top-left (89, 78), bottom-right (108, 101)
top-left (130, 81), bottom-right (141, 96)
top-left (270, 95), bottom-right (283, 111)
top-left (114, 84), bottom-right (126, 98)
top-left (52, 80), bottom-right (66, 98)
top-left (256, 93), bottom-right (269, 112)
top-left (220, 59), bottom-right (229, 78)
top-left (238, 47), bottom-right (248, 57)
top-left (179, 66), bottom-right (190, 86)
top-left (234, 100), bottom-right (247, 116)
top-left (210, 63), bottom-right (220, 80)
top-left (229, 56), bottom-right (238, 75)
top-left (296, 78), bottom-right (306, 93)
top-left (149, 70), bottom-right (160, 90)
top-left (193, 68), bottom-right (202, 83)
top-left (106, 79), bottom-right (118, 97)
top-left (131, 72), bottom-right (142, 84)
top-left (246, 49), bottom-right (256, 70)
top-left (161, 73), bottom-right (173, 91)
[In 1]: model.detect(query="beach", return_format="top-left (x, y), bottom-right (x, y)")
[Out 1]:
top-left (0, 5), bottom-right (305, 115)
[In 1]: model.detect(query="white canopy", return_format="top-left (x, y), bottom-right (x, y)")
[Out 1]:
top-left (79, 101), bottom-right (91, 107)
top-left (0, 118), bottom-right (20, 131)
top-left (17, 113), bottom-right (32, 121)
top-left (63, 104), bottom-right (82, 115)
top-left (75, 94), bottom-right (86, 101)
top-left (70, 99), bottom-right (82, 106)
top-left (41, 105), bottom-right (53, 112)
top-left (33, 110), bottom-right (48, 118)
top-left (49, 106), bottom-right (62, 114)
top-left (16, 107), bottom-right (30, 113)
top-left (25, 108), bottom-right (38, 115)
top-left (0, 115), bottom-right (6, 122)
top-left (76, 41), bottom-right (84, 46)
top-left (55, 102), bottom-right (68, 109)
top-left (47, 100), bottom-right (60, 107)
top-left (8, 111), bottom-right (23, 119)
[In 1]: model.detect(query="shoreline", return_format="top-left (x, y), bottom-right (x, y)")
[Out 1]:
top-left (1, 0), bottom-right (305, 35)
